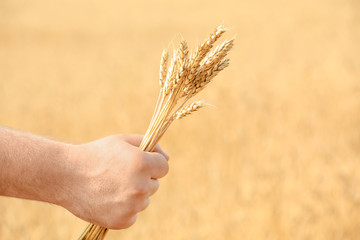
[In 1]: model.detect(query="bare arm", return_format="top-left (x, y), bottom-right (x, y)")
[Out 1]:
top-left (0, 127), bottom-right (169, 229)
top-left (0, 127), bottom-right (70, 204)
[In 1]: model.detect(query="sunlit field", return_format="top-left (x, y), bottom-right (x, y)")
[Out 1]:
top-left (1, 0), bottom-right (360, 239)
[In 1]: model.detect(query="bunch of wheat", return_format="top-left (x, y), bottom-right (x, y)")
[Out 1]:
top-left (79, 25), bottom-right (233, 240)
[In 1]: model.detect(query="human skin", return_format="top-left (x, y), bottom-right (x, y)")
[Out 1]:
top-left (0, 127), bottom-right (169, 229)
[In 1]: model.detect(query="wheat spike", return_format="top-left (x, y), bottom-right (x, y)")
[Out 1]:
top-left (159, 49), bottom-right (169, 88)
top-left (172, 41), bottom-right (189, 91)
top-left (163, 51), bottom-right (178, 94)
top-left (201, 38), bottom-right (234, 71)
top-left (194, 58), bottom-right (230, 93)
top-left (187, 25), bottom-right (226, 83)
top-left (175, 100), bottom-right (205, 119)
top-left (177, 40), bottom-right (189, 66)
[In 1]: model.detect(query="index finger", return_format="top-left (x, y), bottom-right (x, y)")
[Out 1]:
top-left (152, 144), bottom-right (170, 161)
top-left (121, 135), bottom-right (169, 161)
top-left (146, 152), bottom-right (169, 179)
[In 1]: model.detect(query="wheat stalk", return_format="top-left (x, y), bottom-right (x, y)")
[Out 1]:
top-left (78, 25), bottom-right (233, 240)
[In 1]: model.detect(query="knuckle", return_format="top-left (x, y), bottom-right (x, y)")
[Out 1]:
top-left (143, 198), bottom-right (150, 209)
top-left (133, 184), bottom-right (148, 196)
top-left (153, 179), bottom-right (160, 189)
top-left (158, 159), bottom-right (169, 178)
top-left (124, 215), bottom-right (138, 228)
top-left (163, 161), bottom-right (169, 175)
top-left (123, 205), bottom-right (138, 218)
top-left (132, 151), bottom-right (146, 169)
top-left (117, 134), bottom-right (126, 142)
top-left (137, 198), bottom-right (150, 212)
top-left (112, 215), bottom-right (137, 229)
top-left (149, 182), bottom-right (159, 197)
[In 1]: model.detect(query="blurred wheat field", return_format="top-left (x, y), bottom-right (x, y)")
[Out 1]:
top-left (0, 0), bottom-right (360, 239)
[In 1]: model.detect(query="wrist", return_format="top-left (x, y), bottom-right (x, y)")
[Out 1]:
top-left (47, 142), bottom-right (73, 206)
top-left (53, 143), bottom-right (92, 212)
top-left (26, 140), bottom-right (74, 207)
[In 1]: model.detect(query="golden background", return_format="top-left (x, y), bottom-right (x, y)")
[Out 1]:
top-left (1, 0), bottom-right (360, 239)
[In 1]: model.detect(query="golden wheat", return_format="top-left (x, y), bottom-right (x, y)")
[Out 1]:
top-left (175, 100), bottom-right (205, 120)
top-left (79, 25), bottom-right (233, 240)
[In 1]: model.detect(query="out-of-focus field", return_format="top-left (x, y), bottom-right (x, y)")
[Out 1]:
top-left (1, 0), bottom-right (360, 239)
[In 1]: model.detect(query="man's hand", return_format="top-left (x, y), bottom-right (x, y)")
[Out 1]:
top-left (62, 135), bottom-right (169, 229)
top-left (0, 127), bottom-right (169, 230)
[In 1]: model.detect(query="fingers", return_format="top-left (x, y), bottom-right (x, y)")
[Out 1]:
top-left (146, 152), bottom-right (169, 179)
top-left (148, 179), bottom-right (159, 196)
top-left (116, 214), bottom-right (138, 229)
top-left (128, 181), bottom-right (156, 219)
top-left (122, 135), bottom-right (169, 179)
top-left (131, 180), bottom-right (157, 215)
top-left (136, 197), bottom-right (150, 213)
top-left (153, 144), bottom-right (170, 161)
top-left (121, 134), bottom-right (170, 161)
top-left (134, 180), bottom-right (157, 214)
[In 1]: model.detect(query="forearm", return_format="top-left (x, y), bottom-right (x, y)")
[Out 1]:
top-left (0, 126), bottom-right (70, 205)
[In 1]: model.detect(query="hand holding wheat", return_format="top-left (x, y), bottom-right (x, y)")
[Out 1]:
top-left (63, 135), bottom-right (169, 230)
top-left (79, 25), bottom-right (234, 240)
